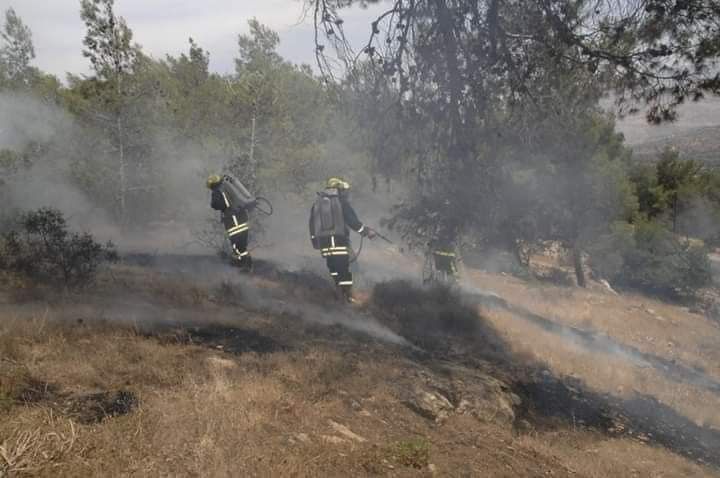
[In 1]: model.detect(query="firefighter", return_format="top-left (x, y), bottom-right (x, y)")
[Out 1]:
top-left (309, 177), bottom-right (376, 303)
top-left (207, 174), bottom-right (254, 271)
top-left (429, 222), bottom-right (459, 283)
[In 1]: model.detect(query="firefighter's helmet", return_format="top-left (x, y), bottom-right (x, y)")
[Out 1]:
top-left (206, 174), bottom-right (222, 189)
top-left (326, 177), bottom-right (350, 190)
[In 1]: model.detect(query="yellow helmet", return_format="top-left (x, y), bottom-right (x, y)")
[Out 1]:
top-left (206, 174), bottom-right (222, 189)
top-left (326, 177), bottom-right (350, 190)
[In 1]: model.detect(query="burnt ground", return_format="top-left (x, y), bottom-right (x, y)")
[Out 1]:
top-left (126, 257), bottom-right (720, 471)
top-left (120, 256), bottom-right (720, 471)
top-left (468, 291), bottom-right (720, 395)
top-left (365, 279), bottom-right (720, 470)
top-left (2, 254), bottom-right (719, 476)
top-left (515, 373), bottom-right (720, 468)
top-left (14, 378), bottom-right (138, 425)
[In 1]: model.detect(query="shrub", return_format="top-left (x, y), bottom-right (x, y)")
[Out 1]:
top-left (372, 280), bottom-right (479, 338)
top-left (589, 220), bottom-right (712, 297)
top-left (389, 438), bottom-right (431, 469)
top-left (0, 208), bottom-right (118, 288)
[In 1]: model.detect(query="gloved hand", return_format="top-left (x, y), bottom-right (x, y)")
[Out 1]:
top-left (365, 227), bottom-right (377, 240)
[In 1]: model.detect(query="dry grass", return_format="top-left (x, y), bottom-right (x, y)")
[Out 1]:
top-left (487, 306), bottom-right (720, 429)
top-left (0, 263), bottom-right (718, 477)
top-left (467, 268), bottom-right (720, 380)
top-left (0, 412), bottom-right (79, 476)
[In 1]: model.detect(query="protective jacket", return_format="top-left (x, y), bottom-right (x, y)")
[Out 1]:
top-left (210, 178), bottom-right (252, 269)
top-left (309, 188), bottom-right (366, 295)
top-left (211, 176), bottom-right (255, 213)
top-left (309, 189), bottom-right (365, 249)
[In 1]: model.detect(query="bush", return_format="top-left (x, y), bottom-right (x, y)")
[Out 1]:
top-left (0, 208), bottom-right (118, 288)
top-left (372, 280), bottom-right (480, 338)
top-left (589, 220), bottom-right (712, 297)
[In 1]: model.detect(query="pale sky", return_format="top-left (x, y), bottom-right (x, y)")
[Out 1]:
top-left (2, 0), bottom-right (717, 132)
top-left (0, 0), bottom-right (384, 79)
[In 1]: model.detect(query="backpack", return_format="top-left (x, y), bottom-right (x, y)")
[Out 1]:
top-left (309, 189), bottom-right (346, 249)
top-left (222, 174), bottom-right (256, 210)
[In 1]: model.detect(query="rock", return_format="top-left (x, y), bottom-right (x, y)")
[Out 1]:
top-left (514, 419), bottom-right (533, 434)
top-left (402, 387), bottom-right (454, 422)
top-left (328, 420), bottom-right (367, 443)
top-left (206, 356), bottom-right (236, 370)
top-left (321, 435), bottom-right (346, 445)
top-left (599, 279), bottom-right (619, 295)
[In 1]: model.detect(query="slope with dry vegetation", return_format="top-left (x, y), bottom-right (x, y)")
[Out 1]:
top-left (1, 253), bottom-right (719, 477)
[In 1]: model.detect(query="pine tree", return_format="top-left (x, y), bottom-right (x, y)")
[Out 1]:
top-left (0, 7), bottom-right (36, 88)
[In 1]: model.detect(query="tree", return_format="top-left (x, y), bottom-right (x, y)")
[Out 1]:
top-left (226, 19), bottom-right (331, 195)
top-left (0, 7), bottom-right (36, 88)
top-left (588, 219), bottom-right (712, 298)
top-left (312, 0), bottom-right (720, 288)
top-left (232, 19), bottom-right (285, 191)
top-left (655, 147), bottom-right (705, 233)
top-left (80, 0), bottom-right (141, 224)
top-left (312, 0), bottom-right (720, 123)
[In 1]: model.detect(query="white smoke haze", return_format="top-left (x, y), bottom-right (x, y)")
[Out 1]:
top-left (0, 94), bottom-right (68, 149)
top-left (2, 74), bottom-right (719, 391)
top-left (0, 93), bottom-right (118, 233)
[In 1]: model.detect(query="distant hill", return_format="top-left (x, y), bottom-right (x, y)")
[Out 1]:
top-left (628, 125), bottom-right (720, 164)
top-left (615, 97), bottom-right (720, 164)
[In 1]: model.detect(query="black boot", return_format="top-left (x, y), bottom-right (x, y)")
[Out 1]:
top-left (232, 256), bottom-right (253, 272)
top-left (237, 255), bottom-right (253, 272)
top-left (340, 286), bottom-right (357, 304)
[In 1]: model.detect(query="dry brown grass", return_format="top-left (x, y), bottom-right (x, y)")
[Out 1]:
top-left (467, 268), bottom-right (720, 380)
top-left (0, 263), bottom-right (718, 477)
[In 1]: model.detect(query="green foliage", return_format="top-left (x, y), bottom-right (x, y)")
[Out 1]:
top-left (629, 147), bottom-right (720, 243)
top-left (0, 208), bottom-right (118, 288)
top-left (388, 438), bottom-right (430, 469)
top-left (0, 149), bottom-right (29, 185)
top-left (236, 19), bottom-right (282, 74)
top-left (80, 0), bottom-right (138, 84)
top-left (589, 220), bottom-right (712, 297)
top-left (0, 7), bottom-right (36, 88)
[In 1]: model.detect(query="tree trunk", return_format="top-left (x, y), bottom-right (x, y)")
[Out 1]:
top-left (117, 114), bottom-right (127, 226)
top-left (573, 245), bottom-right (586, 288)
top-left (248, 106), bottom-right (258, 189)
top-left (512, 240), bottom-right (529, 269)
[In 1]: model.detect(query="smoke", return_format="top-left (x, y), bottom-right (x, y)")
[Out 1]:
top-left (0, 93), bottom-right (119, 233)
top-left (212, 264), bottom-right (413, 346)
top-left (460, 283), bottom-right (720, 395)
top-left (677, 195), bottom-right (720, 242)
top-left (0, 94), bottom-right (67, 149)
top-left (119, 254), bottom-right (412, 346)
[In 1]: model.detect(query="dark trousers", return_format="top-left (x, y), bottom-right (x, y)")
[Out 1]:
top-left (319, 235), bottom-right (352, 290)
top-left (222, 209), bottom-right (251, 267)
top-left (433, 251), bottom-right (457, 275)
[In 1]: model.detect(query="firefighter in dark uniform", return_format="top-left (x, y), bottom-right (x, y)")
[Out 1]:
top-left (207, 174), bottom-right (253, 271)
top-left (429, 222), bottom-right (459, 282)
top-left (310, 177), bottom-right (376, 303)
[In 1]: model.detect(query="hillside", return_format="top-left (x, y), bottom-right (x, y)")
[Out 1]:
top-left (628, 125), bottom-right (720, 164)
top-left (617, 97), bottom-right (720, 164)
top-left (1, 250), bottom-right (719, 477)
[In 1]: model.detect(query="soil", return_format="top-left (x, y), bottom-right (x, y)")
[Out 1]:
top-left (1, 253), bottom-right (719, 476)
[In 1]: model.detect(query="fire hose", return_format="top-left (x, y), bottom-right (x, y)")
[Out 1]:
top-left (349, 229), bottom-right (393, 264)
top-left (253, 197), bottom-right (274, 216)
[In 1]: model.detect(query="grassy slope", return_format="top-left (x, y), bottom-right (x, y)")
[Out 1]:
top-left (0, 260), bottom-right (718, 477)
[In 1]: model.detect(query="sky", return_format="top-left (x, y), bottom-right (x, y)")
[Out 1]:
top-left (1, 0), bottom-right (717, 133)
top-left (0, 0), bottom-right (384, 79)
